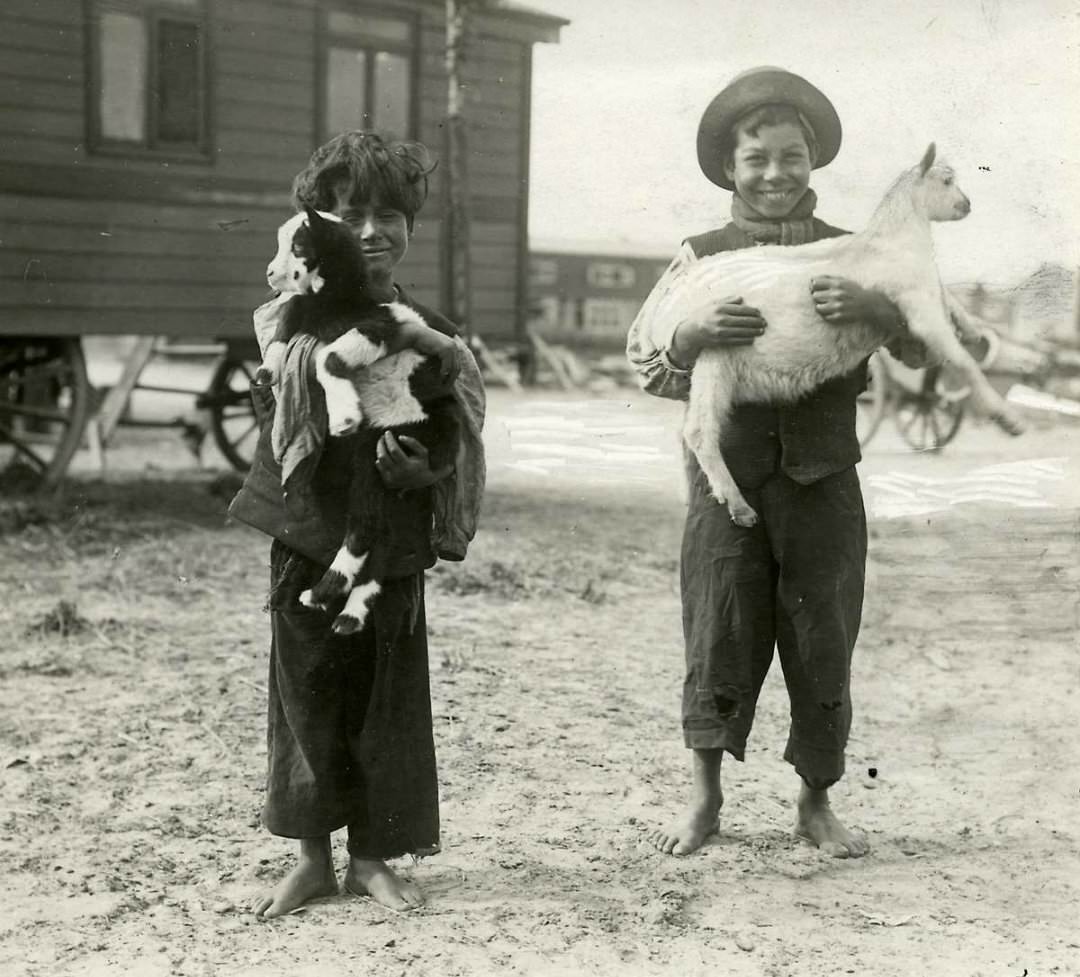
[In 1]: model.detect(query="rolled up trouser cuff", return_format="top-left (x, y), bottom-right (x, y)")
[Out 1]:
top-left (682, 720), bottom-right (748, 758)
top-left (784, 739), bottom-right (845, 790)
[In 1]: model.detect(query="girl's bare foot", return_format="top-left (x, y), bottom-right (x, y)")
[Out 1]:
top-left (344, 857), bottom-right (424, 913)
top-left (794, 784), bottom-right (869, 858)
top-left (648, 798), bottom-right (722, 856)
top-left (251, 854), bottom-right (338, 919)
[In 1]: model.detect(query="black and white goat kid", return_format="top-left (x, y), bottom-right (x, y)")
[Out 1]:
top-left (259, 206), bottom-right (460, 635)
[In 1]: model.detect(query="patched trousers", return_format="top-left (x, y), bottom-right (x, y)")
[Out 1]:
top-left (680, 462), bottom-right (867, 789)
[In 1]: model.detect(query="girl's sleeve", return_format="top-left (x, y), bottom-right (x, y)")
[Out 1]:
top-left (625, 241), bottom-right (698, 401)
top-left (252, 293), bottom-right (292, 358)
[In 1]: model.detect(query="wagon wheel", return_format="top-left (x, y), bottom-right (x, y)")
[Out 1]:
top-left (204, 352), bottom-right (259, 472)
top-left (0, 338), bottom-right (91, 488)
top-left (856, 351), bottom-right (889, 448)
top-left (893, 367), bottom-right (965, 452)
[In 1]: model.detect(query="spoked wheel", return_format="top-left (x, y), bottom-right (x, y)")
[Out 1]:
top-left (856, 351), bottom-right (889, 448)
top-left (202, 352), bottom-right (259, 472)
top-left (893, 366), bottom-right (965, 452)
top-left (0, 338), bottom-right (91, 488)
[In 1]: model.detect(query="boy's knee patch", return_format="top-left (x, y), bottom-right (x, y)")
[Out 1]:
top-left (713, 693), bottom-right (740, 720)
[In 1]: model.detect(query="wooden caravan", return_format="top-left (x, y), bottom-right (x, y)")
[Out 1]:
top-left (0, 0), bottom-right (567, 481)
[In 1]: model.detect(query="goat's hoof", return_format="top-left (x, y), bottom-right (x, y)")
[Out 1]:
top-left (729, 506), bottom-right (759, 528)
top-left (332, 613), bottom-right (364, 635)
top-left (996, 411), bottom-right (1025, 437)
top-left (254, 367), bottom-right (275, 386)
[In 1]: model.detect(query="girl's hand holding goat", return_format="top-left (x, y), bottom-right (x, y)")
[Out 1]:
top-left (375, 431), bottom-right (455, 491)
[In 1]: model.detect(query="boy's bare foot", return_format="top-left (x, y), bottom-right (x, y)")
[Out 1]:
top-left (344, 857), bottom-right (424, 913)
top-left (795, 785), bottom-right (869, 858)
top-left (649, 793), bottom-right (722, 856)
top-left (251, 858), bottom-right (339, 919)
top-left (651, 747), bottom-right (725, 856)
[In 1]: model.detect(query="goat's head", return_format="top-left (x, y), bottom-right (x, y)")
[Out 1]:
top-left (266, 207), bottom-right (347, 294)
top-left (913, 143), bottom-right (971, 222)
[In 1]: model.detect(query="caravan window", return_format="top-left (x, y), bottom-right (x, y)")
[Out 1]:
top-left (89, 0), bottom-right (209, 156)
top-left (322, 9), bottom-right (417, 141)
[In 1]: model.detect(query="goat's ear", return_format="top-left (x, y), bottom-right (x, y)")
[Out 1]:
top-left (303, 205), bottom-right (325, 229)
top-left (918, 143), bottom-right (936, 176)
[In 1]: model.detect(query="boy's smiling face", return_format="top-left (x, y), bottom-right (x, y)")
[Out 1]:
top-left (724, 121), bottom-right (812, 218)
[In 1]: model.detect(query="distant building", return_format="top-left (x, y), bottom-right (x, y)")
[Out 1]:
top-left (527, 242), bottom-right (673, 347)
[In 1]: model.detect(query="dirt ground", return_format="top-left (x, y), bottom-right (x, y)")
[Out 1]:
top-left (1, 387), bottom-right (1078, 977)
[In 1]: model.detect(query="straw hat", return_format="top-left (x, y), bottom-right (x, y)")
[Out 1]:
top-left (696, 67), bottom-right (842, 190)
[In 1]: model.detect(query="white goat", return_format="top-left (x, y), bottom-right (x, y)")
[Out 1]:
top-left (651, 143), bottom-right (1024, 526)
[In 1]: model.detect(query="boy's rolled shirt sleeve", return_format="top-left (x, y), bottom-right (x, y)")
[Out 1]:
top-left (626, 241), bottom-right (698, 402)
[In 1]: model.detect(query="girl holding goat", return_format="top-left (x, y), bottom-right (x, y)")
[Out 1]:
top-left (230, 132), bottom-right (486, 918)
top-left (627, 67), bottom-right (912, 858)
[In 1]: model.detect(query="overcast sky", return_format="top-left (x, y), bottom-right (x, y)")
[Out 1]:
top-left (526, 0), bottom-right (1079, 287)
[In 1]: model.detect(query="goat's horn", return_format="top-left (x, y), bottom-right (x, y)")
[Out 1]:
top-left (918, 143), bottom-right (936, 175)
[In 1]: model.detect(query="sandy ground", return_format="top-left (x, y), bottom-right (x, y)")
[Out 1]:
top-left (1, 381), bottom-right (1079, 977)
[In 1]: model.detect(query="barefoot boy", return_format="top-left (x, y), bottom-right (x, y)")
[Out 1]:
top-left (627, 67), bottom-right (909, 858)
top-left (230, 131), bottom-right (484, 915)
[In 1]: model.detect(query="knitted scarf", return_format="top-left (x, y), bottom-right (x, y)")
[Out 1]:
top-left (730, 188), bottom-right (818, 246)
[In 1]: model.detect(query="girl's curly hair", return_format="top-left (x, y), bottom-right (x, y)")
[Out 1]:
top-left (291, 131), bottom-right (436, 231)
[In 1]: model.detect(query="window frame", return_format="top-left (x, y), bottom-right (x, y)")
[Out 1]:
top-left (316, 3), bottom-right (421, 145)
top-left (582, 298), bottom-right (636, 333)
top-left (586, 261), bottom-right (637, 290)
top-left (85, 0), bottom-right (214, 161)
top-left (529, 257), bottom-right (560, 289)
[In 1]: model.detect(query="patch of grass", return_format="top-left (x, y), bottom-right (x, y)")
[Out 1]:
top-left (25, 599), bottom-right (89, 638)
top-left (0, 498), bottom-right (55, 536)
top-left (578, 579), bottom-right (608, 604)
top-left (10, 658), bottom-right (75, 678)
top-left (435, 559), bottom-right (528, 597)
top-left (0, 461), bottom-right (46, 496)
top-left (0, 475), bottom-right (237, 556)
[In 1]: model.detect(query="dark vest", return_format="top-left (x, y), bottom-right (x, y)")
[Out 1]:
top-left (684, 221), bottom-right (867, 489)
top-left (227, 292), bottom-right (458, 576)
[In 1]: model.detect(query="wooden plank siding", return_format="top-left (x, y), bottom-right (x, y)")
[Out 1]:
top-left (0, 0), bottom-right (563, 342)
